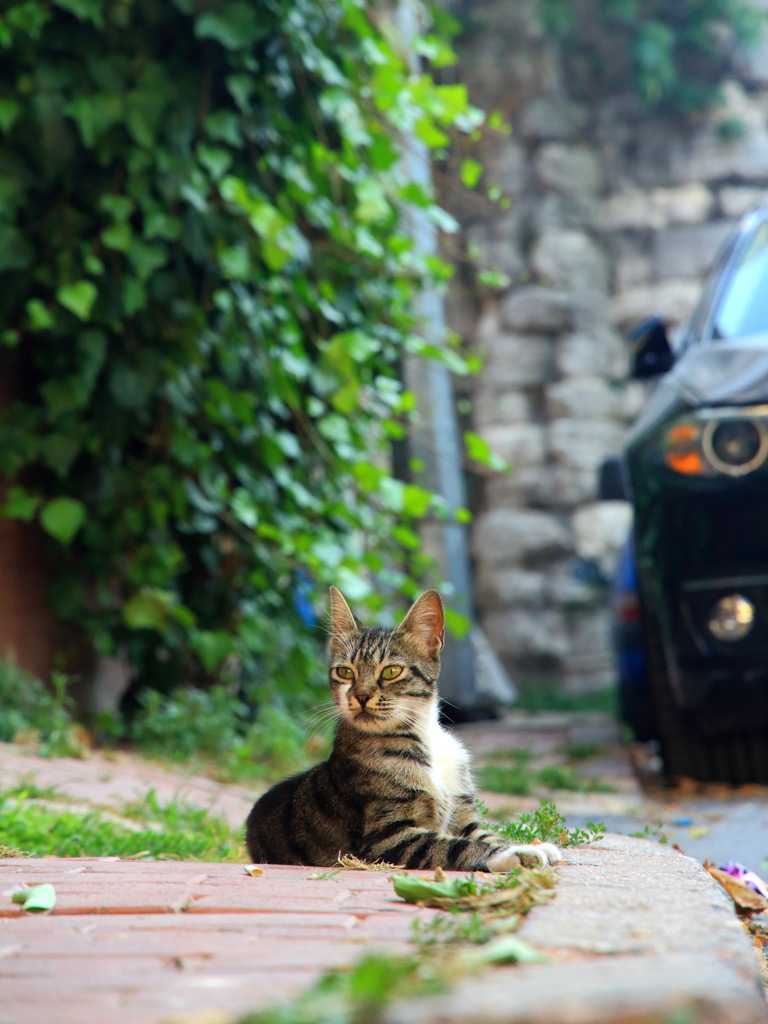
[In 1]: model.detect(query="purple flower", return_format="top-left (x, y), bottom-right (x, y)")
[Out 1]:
top-left (720, 860), bottom-right (768, 900)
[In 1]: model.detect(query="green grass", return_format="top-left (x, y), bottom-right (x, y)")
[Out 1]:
top-left (514, 683), bottom-right (617, 716)
top-left (0, 784), bottom-right (243, 860)
top-left (559, 741), bottom-right (603, 761)
top-left (479, 762), bottom-right (614, 796)
top-left (479, 764), bottom-right (536, 796)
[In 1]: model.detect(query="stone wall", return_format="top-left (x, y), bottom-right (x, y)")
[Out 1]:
top-left (447, 0), bottom-right (768, 691)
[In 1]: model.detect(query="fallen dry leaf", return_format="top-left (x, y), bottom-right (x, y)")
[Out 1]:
top-left (705, 861), bottom-right (768, 914)
top-left (336, 853), bottom-right (404, 872)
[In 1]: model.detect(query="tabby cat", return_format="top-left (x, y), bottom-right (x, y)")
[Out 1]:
top-left (245, 587), bottom-right (559, 871)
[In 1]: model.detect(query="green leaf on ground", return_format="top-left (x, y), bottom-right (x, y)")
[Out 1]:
top-left (12, 883), bottom-right (56, 912)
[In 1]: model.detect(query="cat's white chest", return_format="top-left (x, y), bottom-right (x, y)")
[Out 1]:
top-left (424, 718), bottom-right (470, 799)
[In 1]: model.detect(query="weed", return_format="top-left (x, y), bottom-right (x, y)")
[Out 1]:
top-left (630, 823), bottom-right (669, 844)
top-left (479, 764), bottom-right (535, 796)
top-left (559, 741), bottom-right (603, 761)
top-left (535, 765), bottom-right (614, 793)
top-left (412, 910), bottom-right (497, 946)
top-left (0, 785), bottom-right (242, 860)
top-left (484, 747), bottom-right (533, 763)
top-left (0, 663), bottom-right (84, 757)
top-left (479, 798), bottom-right (605, 848)
top-left (479, 763), bottom-right (614, 796)
top-left (515, 683), bottom-right (617, 716)
top-left (126, 686), bottom-right (327, 785)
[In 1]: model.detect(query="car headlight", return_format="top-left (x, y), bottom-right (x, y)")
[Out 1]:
top-left (707, 594), bottom-right (755, 642)
top-left (702, 418), bottom-right (768, 476)
top-left (663, 408), bottom-right (768, 477)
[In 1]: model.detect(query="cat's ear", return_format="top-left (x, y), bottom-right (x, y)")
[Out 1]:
top-left (329, 586), bottom-right (364, 657)
top-left (395, 589), bottom-right (444, 659)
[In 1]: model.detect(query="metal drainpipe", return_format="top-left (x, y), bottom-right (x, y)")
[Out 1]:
top-left (389, 0), bottom-right (483, 713)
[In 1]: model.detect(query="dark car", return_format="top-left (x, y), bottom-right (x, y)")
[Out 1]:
top-left (603, 208), bottom-right (768, 785)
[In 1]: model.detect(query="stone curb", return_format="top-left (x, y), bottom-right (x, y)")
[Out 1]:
top-left (386, 834), bottom-right (767, 1024)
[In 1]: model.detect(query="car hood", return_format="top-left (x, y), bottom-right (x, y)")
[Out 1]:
top-left (627, 335), bottom-right (768, 444)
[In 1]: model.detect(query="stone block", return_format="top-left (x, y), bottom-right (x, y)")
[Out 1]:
top-left (481, 138), bottom-right (528, 197)
top-left (534, 191), bottom-right (601, 232)
top-left (471, 507), bottom-right (571, 568)
top-left (718, 185), bottom-right (768, 218)
top-left (476, 422), bottom-right (547, 472)
top-left (561, 611), bottom-right (616, 691)
top-left (482, 607), bottom-right (569, 659)
top-left (613, 242), bottom-right (653, 290)
top-left (471, 387), bottom-right (533, 429)
top-left (669, 85), bottom-right (768, 184)
top-left (544, 377), bottom-right (623, 421)
top-left (555, 329), bottom-right (628, 381)
top-left (536, 143), bottom-right (602, 197)
top-left (475, 567), bottom-right (546, 606)
top-left (599, 183), bottom-right (713, 232)
top-left (573, 500), bottom-right (633, 578)
top-left (531, 230), bottom-right (610, 294)
top-left (610, 279), bottom-right (701, 330)
top-left (599, 189), bottom-right (662, 232)
top-left (519, 95), bottom-right (589, 141)
top-left (534, 464), bottom-right (605, 506)
top-left (485, 465), bottom-right (549, 507)
top-left (652, 221), bottom-right (734, 282)
top-left (466, 213), bottom-right (526, 280)
top-left (499, 286), bottom-right (575, 333)
top-left (477, 331), bottom-right (556, 389)
top-left (548, 418), bottom-right (627, 473)
top-left (543, 565), bottom-right (601, 609)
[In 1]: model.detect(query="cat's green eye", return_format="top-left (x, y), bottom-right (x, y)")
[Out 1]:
top-left (381, 665), bottom-right (403, 681)
top-left (335, 666), bottom-right (354, 680)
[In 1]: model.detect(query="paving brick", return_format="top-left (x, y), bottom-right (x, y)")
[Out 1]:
top-left (1, 731), bottom-right (766, 1024)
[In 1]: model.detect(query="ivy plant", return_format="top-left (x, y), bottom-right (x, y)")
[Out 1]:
top-left (540, 0), bottom-right (764, 113)
top-left (0, 0), bottom-right (485, 698)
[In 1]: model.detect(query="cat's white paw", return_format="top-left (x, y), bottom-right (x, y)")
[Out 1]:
top-left (486, 842), bottom-right (560, 871)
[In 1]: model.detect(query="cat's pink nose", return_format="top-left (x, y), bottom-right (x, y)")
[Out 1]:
top-left (356, 694), bottom-right (370, 706)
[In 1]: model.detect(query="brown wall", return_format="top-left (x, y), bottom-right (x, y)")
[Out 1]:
top-left (0, 361), bottom-right (61, 681)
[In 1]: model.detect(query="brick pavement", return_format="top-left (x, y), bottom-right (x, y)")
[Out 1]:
top-left (2, 723), bottom-right (768, 1024)
top-left (0, 858), bottom-right (441, 1024)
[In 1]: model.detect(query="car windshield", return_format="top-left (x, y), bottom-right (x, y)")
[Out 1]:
top-left (712, 221), bottom-right (768, 341)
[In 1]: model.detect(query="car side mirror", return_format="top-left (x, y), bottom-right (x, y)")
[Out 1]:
top-left (630, 316), bottom-right (675, 379)
top-left (598, 457), bottom-right (627, 501)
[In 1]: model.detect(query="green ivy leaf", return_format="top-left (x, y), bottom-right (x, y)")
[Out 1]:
top-left (2, 487), bottom-right (41, 521)
top-left (195, 5), bottom-right (268, 50)
top-left (40, 497), bottom-right (86, 545)
top-left (57, 280), bottom-right (97, 321)
top-left (0, 98), bottom-right (21, 132)
top-left (122, 588), bottom-right (177, 631)
top-left (459, 158), bottom-right (483, 188)
top-left (355, 179), bottom-right (391, 224)
top-left (26, 298), bottom-right (55, 330)
top-left (464, 431), bottom-right (509, 472)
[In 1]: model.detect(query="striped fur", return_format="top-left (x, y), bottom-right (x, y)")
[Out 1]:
top-left (245, 589), bottom-right (559, 871)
